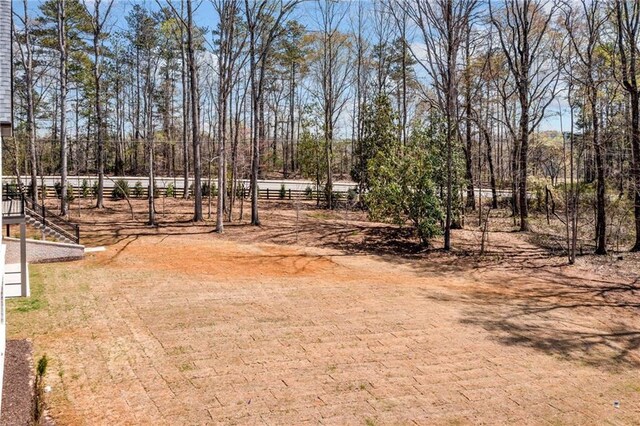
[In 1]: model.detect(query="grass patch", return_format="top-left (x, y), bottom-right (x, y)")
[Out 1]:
top-left (8, 268), bottom-right (47, 313)
top-left (309, 211), bottom-right (333, 220)
top-left (625, 382), bottom-right (640, 393)
top-left (179, 363), bottom-right (194, 372)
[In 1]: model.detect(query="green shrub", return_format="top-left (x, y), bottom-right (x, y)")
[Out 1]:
top-left (81, 179), bottom-right (90, 198)
top-left (53, 181), bottom-right (62, 198)
top-left (166, 182), bottom-right (175, 198)
top-left (347, 188), bottom-right (358, 203)
top-left (366, 120), bottom-right (445, 246)
top-left (34, 354), bottom-right (49, 422)
top-left (66, 184), bottom-right (75, 202)
top-left (236, 183), bottom-right (247, 198)
top-left (91, 181), bottom-right (99, 197)
top-left (279, 184), bottom-right (287, 199)
top-left (5, 181), bottom-right (18, 196)
top-left (133, 181), bottom-right (144, 198)
top-left (53, 182), bottom-right (74, 201)
top-left (112, 179), bottom-right (130, 200)
top-left (201, 183), bottom-right (217, 197)
top-left (305, 186), bottom-right (314, 199)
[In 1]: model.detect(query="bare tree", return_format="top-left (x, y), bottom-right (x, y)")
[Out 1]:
top-left (57, 0), bottom-right (69, 215)
top-left (213, 0), bottom-right (245, 232)
top-left (14, 0), bottom-right (38, 198)
top-left (613, 0), bottom-right (640, 252)
top-left (180, 0), bottom-right (190, 199)
top-left (186, 0), bottom-right (203, 221)
top-left (244, 0), bottom-right (299, 225)
top-left (489, 0), bottom-right (560, 231)
top-left (562, 0), bottom-right (608, 254)
top-left (84, 0), bottom-right (114, 209)
top-left (312, 0), bottom-right (351, 209)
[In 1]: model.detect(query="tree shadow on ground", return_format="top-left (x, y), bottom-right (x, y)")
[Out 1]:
top-left (274, 217), bottom-right (640, 370)
top-left (71, 200), bottom-right (640, 370)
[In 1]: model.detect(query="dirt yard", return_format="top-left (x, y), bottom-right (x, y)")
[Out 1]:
top-left (6, 198), bottom-right (640, 424)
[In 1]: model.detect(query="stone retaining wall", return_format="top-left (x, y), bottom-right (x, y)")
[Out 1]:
top-left (4, 237), bottom-right (84, 263)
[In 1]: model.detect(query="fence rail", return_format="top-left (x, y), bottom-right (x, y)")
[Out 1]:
top-left (4, 176), bottom-right (518, 203)
top-left (23, 195), bottom-right (80, 244)
top-left (1, 192), bottom-right (24, 218)
top-left (3, 184), bottom-right (80, 244)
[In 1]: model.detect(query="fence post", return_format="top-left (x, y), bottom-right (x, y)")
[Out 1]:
top-left (267, 188), bottom-right (269, 200)
top-left (289, 189), bottom-right (291, 200)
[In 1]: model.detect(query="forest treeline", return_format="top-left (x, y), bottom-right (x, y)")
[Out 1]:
top-left (6, 0), bottom-right (640, 258)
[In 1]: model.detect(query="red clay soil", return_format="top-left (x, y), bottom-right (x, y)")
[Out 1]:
top-left (6, 197), bottom-right (640, 424)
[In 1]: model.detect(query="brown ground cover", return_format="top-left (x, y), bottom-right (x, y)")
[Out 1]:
top-left (6, 198), bottom-right (640, 425)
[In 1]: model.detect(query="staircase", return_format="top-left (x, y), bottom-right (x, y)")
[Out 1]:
top-left (23, 196), bottom-right (80, 245)
top-left (25, 214), bottom-right (78, 244)
top-left (3, 187), bottom-right (80, 245)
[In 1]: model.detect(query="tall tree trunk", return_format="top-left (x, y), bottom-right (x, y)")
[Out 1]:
top-left (187, 0), bottom-right (203, 221)
top-left (289, 62), bottom-right (296, 175)
top-left (180, 32), bottom-right (190, 198)
top-left (249, 20), bottom-right (260, 225)
top-left (19, 0), bottom-right (38, 198)
top-left (631, 93), bottom-right (640, 251)
top-left (464, 28), bottom-right (475, 211)
top-left (518, 97), bottom-right (530, 231)
top-left (93, 3), bottom-right (106, 209)
top-left (58, 0), bottom-right (68, 215)
top-left (147, 76), bottom-right (155, 226)
top-left (592, 95), bottom-right (606, 254)
top-left (486, 126), bottom-right (498, 209)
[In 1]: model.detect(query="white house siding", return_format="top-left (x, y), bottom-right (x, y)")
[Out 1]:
top-left (0, 0), bottom-right (11, 128)
top-left (0, 0), bottom-right (10, 413)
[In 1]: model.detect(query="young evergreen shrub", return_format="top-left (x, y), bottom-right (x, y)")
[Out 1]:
top-left (81, 179), bottom-right (90, 198)
top-left (201, 183), bottom-right (217, 197)
top-left (34, 355), bottom-right (49, 422)
top-left (133, 181), bottom-right (144, 198)
top-left (5, 181), bottom-right (18, 196)
top-left (305, 186), bottom-right (314, 199)
top-left (66, 184), bottom-right (75, 202)
top-left (236, 183), bottom-right (246, 198)
top-left (366, 95), bottom-right (447, 246)
top-left (347, 188), bottom-right (358, 203)
top-left (166, 182), bottom-right (175, 198)
top-left (279, 184), bottom-right (287, 199)
top-left (112, 179), bottom-right (130, 200)
top-left (53, 182), bottom-right (62, 198)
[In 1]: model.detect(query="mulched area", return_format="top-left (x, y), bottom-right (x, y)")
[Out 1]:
top-left (1, 340), bottom-right (34, 426)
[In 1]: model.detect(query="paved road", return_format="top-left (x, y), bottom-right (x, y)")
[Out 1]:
top-left (5, 176), bottom-right (515, 198)
top-left (5, 176), bottom-right (357, 193)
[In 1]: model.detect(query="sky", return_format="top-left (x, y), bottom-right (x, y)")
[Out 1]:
top-left (14, 0), bottom-right (565, 133)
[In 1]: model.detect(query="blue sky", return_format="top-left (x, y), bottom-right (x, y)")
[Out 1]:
top-left (15, 0), bottom-right (564, 132)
